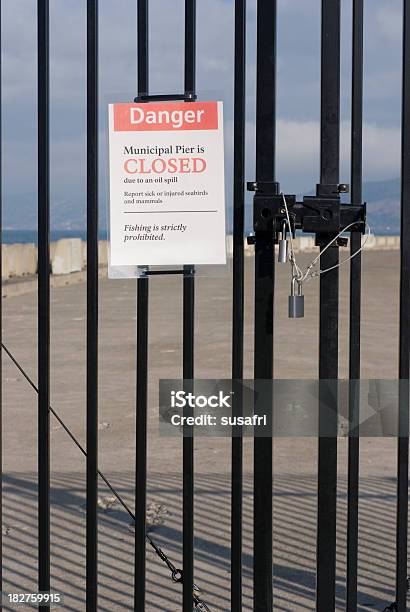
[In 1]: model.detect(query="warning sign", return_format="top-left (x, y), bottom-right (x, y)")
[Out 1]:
top-left (108, 101), bottom-right (226, 268)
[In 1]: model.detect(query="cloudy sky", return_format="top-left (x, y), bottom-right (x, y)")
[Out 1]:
top-left (1, 0), bottom-right (404, 229)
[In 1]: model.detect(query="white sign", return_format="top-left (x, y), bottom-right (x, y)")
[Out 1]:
top-left (108, 101), bottom-right (226, 268)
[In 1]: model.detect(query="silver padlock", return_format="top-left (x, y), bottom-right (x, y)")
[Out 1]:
top-left (289, 277), bottom-right (304, 318)
top-left (278, 239), bottom-right (288, 264)
top-left (278, 220), bottom-right (288, 264)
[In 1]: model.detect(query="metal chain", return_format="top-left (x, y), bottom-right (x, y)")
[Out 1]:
top-left (1, 342), bottom-right (211, 611)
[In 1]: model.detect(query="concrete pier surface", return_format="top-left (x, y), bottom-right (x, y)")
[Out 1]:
top-left (1, 250), bottom-right (405, 610)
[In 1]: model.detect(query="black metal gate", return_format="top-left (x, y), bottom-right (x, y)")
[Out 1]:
top-left (1, 0), bottom-right (410, 611)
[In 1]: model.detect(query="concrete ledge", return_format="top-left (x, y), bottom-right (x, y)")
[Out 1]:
top-left (364, 235), bottom-right (400, 250)
top-left (2, 239), bottom-right (110, 279)
top-left (51, 238), bottom-right (83, 275)
top-left (0, 235), bottom-right (402, 278)
top-left (2, 243), bottom-right (38, 278)
top-left (99, 241), bottom-right (108, 266)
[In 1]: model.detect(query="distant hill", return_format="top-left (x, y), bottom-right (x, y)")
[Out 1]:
top-left (362, 178), bottom-right (400, 234)
top-left (2, 177), bottom-right (402, 235)
top-left (296, 178), bottom-right (401, 235)
top-left (300, 177), bottom-right (401, 235)
top-left (3, 190), bottom-right (106, 232)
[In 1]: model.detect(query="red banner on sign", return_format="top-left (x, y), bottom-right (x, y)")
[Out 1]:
top-left (113, 101), bottom-right (219, 132)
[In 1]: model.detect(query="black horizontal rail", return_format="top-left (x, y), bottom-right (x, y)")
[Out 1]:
top-left (140, 269), bottom-right (194, 276)
top-left (134, 93), bottom-right (197, 103)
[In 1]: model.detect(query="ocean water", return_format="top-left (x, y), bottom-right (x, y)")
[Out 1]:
top-left (2, 230), bottom-right (107, 244)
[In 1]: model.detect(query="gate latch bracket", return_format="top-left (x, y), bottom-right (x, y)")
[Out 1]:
top-left (247, 181), bottom-right (366, 243)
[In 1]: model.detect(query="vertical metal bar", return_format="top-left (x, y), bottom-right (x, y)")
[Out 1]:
top-left (183, 2), bottom-right (196, 610)
top-left (316, 1), bottom-right (340, 611)
top-left (0, 1), bottom-right (3, 601)
top-left (137, 0), bottom-right (149, 98)
top-left (347, 1), bottom-right (363, 610)
top-left (182, 273), bottom-right (194, 612)
top-left (37, 1), bottom-right (50, 604)
top-left (134, 280), bottom-right (148, 610)
top-left (134, 2), bottom-right (149, 610)
top-left (396, 2), bottom-right (410, 609)
top-left (86, 1), bottom-right (98, 609)
top-left (184, 0), bottom-right (196, 98)
top-left (231, 0), bottom-right (246, 610)
top-left (253, 1), bottom-right (276, 610)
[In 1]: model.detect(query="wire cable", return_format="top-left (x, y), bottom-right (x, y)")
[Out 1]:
top-left (281, 193), bottom-right (370, 283)
top-left (1, 341), bottom-right (210, 611)
top-left (282, 194), bottom-right (304, 282)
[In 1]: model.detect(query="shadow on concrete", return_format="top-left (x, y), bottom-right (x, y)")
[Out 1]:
top-left (1, 472), bottom-right (402, 611)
